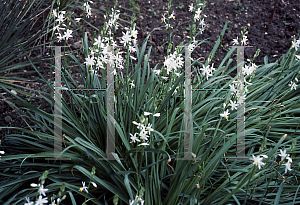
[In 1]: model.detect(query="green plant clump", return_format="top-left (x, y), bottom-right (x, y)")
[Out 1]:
top-left (0, 0), bottom-right (300, 204)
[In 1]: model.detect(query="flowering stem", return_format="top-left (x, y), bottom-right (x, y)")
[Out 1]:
top-left (269, 0), bottom-right (279, 24)
top-left (135, 146), bottom-right (140, 192)
top-left (167, 0), bottom-right (172, 56)
top-left (83, 0), bottom-right (86, 40)
top-left (135, 4), bottom-right (144, 38)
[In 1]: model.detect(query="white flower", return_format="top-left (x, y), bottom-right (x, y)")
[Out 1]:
top-left (195, 7), bottom-right (202, 17)
top-left (129, 45), bottom-right (137, 53)
top-left (232, 37), bottom-right (239, 46)
top-left (53, 25), bottom-right (60, 32)
top-left (75, 18), bottom-right (81, 22)
top-left (189, 3), bottom-right (194, 12)
top-left (243, 65), bottom-right (252, 76)
top-left (286, 156), bottom-right (293, 163)
top-left (292, 38), bottom-right (300, 51)
top-left (130, 133), bottom-right (140, 143)
top-left (220, 109), bottom-right (230, 120)
top-left (55, 13), bottom-right (65, 23)
top-left (229, 100), bottom-right (238, 110)
top-left (161, 76), bottom-right (169, 80)
top-left (84, 56), bottom-right (95, 67)
top-left (146, 123), bottom-right (154, 133)
top-left (174, 72), bottom-right (181, 77)
top-left (56, 32), bottom-right (64, 42)
top-left (96, 59), bottom-right (104, 69)
top-left (129, 55), bottom-right (137, 61)
top-left (260, 155), bottom-right (268, 158)
top-left (86, 9), bottom-right (92, 18)
top-left (241, 35), bottom-right (248, 46)
top-left (129, 80), bottom-right (135, 88)
top-left (199, 18), bottom-right (206, 28)
top-left (112, 69), bottom-right (117, 76)
top-left (295, 55), bottom-right (300, 61)
top-left (250, 155), bottom-right (265, 169)
top-left (144, 112), bottom-right (152, 116)
top-left (161, 13), bottom-right (166, 24)
top-left (30, 183), bottom-right (38, 187)
top-left (79, 181), bottom-right (88, 193)
top-left (288, 81), bottom-right (297, 90)
top-left (0, 151), bottom-right (4, 154)
top-left (93, 35), bottom-right (103, 47)
top-left (120, 31), bottom-right (131, 47)
top-left (237, 94), bottom-right (246, 105)
top-left (132, 121), bottom-right (142, 128)
top-left (188, 43), bottom-right (195, 52)
top-left (129, 197), bottom-right (145, 205)
top-left (153, 113), bottom-right (160, 117)
top-left (139, 128), bottom-right (150, 141)
top-left (169, 11), bottom-right (175, 20)
top-left (63, 29), bottom-right (73, 40)
top-left (284, 160), bottom-right (292, 174)
top-left (199, 64), bottom-right (213, 80)
top-left (91, 182), bottom-right (97, 187)
top-left (138, 143), bottom-right (149, 147)
top-left (25, 197), bottom-right (34, 205)
top-left (35, 195), bottom-right (48, 205)
top-left (153, 69), bottom-right (161, 75)
top-left (52, 9), bottom-right (57, 18)
top-left (84, 3), bottom-right (92, 18)
top-left (229, 84), bottom-right (238, 93)
top-left (38, 185), bottom-right (48, 196)
top-left (278, 149), bottom-right (288, 161)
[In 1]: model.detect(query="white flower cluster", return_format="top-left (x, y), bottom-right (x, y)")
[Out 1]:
top-left (25, 179), bottom-right (97, 204)
top-left (52, 10), bottom-right (73, 42)
top-left (249, 149), bottom-right (293, 174)
top-left (163, 51), bottom-right (184, 76)
top-left (242, 63), bottom-right (257, 76)
top-left (26, 184), bottom-right (54, 205)
top-left (130, 112), bottom-right (160, 147)
top-left (220, 63), bottom-right (257, 120)
top-left (288, 77), bottom-right (298, 91)
top-left (161, 11), bottom-right (176, 29)
top-left (84, 9), bottom-right (126, 75)
top-left (119, 26), bottom-right (138, 53)
top-left (231, 78), bottom-right (250, 104)
top-left (198, 63), bottom-right (216, 81)
top-left (277, 149), bottom-right (293, 174)
top-left (189, 3), bottom-right (207, 34)
top-left (83, 0), bottom-right (93, 18)
top-left (187, 36), bottom-right (198, 53)
top-left (153, 48), bottom-right (184, 94)
top-left (105, 8), bottom-right (120, 31)
top-left (168, 85), bottom-right (180, 95)
top-left (232, 31), bottom-right (248, 46)
top-left (129, 197), bottom-right (145, 205)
